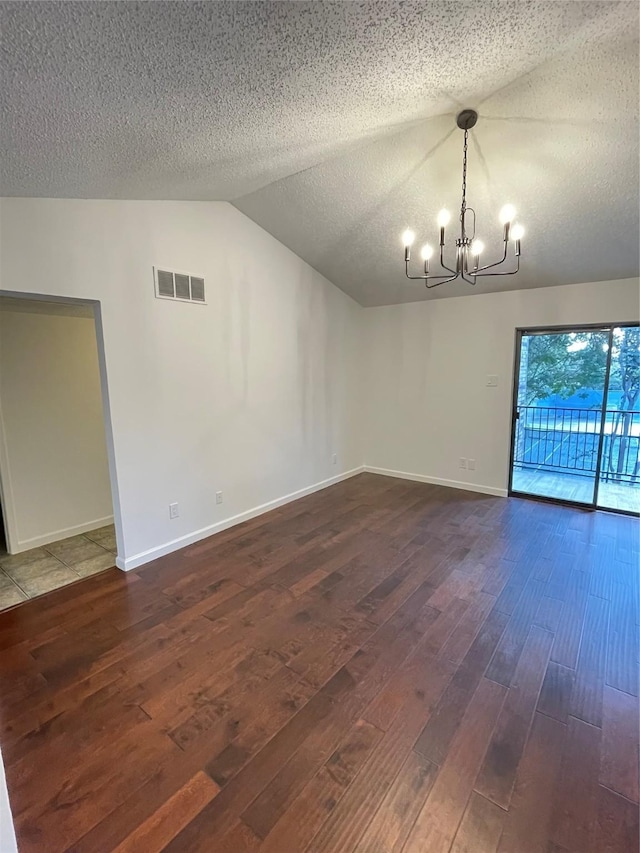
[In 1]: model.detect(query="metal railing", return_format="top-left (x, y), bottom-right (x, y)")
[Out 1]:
top-left (513, 406), bottom-right (640, 484)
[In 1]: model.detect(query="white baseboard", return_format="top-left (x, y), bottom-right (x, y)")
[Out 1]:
top-left (12, 514), bottom-right (115, 553)
top-left (364, 466), bottom-right (508, 498)
top-left (116, 466), bottom-right (365, 572)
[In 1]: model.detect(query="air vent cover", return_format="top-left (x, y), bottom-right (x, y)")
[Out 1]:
top-left (190, 277), bottom-right (205, 302)
top-left (153, 267), bottom-right (206, 304)
top-left (157, 269), bottom-right (175, 298)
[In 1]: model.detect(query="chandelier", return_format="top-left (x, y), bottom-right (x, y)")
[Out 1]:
top-left (402, 109), bottom-right (524, 288)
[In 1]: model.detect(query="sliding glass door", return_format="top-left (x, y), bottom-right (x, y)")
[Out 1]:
top-left (510, 324), bottom-right (639, 514)
top-left (597, 326), bottom-right (640, 512)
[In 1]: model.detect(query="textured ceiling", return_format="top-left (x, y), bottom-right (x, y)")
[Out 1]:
top-left (1, 1), bottom-right (638, 306)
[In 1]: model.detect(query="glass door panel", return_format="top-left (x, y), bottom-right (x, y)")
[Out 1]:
top-left (511, 328), bottom-right (610, 506)
top-left (596, 326), bottom-right (640, 513)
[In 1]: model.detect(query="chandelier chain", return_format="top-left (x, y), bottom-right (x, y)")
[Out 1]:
top-left (460, 128), bottom-right (468, 227)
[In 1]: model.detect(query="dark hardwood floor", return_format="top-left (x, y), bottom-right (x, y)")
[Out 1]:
top-left (0, 473), bottom-right (638, 852)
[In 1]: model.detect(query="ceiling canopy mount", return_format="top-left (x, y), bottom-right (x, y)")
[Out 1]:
top-left (455, 108), bottom-right (478, 130)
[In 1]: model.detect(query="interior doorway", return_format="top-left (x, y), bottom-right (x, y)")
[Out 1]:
top-left (0, 294), bottom-right (121, 610)
top-left (509, 323), bottom-right (640, 515)
top-left (0, 497), bottom-right (7, 555)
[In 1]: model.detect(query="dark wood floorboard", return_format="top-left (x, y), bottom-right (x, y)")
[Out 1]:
top-left (0, 473), bottom-right (637, 852)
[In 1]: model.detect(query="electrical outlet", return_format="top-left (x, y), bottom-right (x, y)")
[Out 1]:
top-left (468, 458), bottom-right (476, 471)
top-left (332, 453), bottom-right (337, 465)
top-left (215, 491), bottom-right (223, 505)
top-left (486, 374), bottom-right (498, 387)
top-left (169, 502), bottom-right (179, 519)
top-left (459, 457), bottom-right (467, 469)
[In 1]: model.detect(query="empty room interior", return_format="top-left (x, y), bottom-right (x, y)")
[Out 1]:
top-left (0, 2), bottom-right (638, 852)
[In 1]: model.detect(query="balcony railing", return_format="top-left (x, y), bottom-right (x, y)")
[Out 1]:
top-left (514, 406), bottom-right (640, 484)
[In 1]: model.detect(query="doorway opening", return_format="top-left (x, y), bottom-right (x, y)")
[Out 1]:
top-left (0, 496), bottom-right (6, 555)
top-left (509, 323), bottom-right (639, 515)
top-left (0, 294), bottom-right (122, 610)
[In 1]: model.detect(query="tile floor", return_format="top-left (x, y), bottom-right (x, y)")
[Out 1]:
top-left (0, 525), bottom-right (117, 612)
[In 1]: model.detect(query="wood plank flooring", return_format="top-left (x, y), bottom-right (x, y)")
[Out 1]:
top-left (0, 473), bottom-right (637, 852)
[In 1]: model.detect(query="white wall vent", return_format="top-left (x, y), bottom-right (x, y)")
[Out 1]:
top-left (153, 267), bottom-right (206, 304)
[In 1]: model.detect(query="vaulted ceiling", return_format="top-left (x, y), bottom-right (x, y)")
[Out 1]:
top-left (1, 1), bottom-right (638, 306)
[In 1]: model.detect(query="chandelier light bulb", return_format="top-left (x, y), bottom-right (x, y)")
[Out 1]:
top-left (499, 204), bottom-right (516, 224)
top-left (511, 223), bottom-right (525, 240)
top-left (402, 229), bottom-right (415, 247)
top-left (437, 209), bottom-right (451, 228)
top-left (420, 244), bottom-right (434, 261)
top-left (471, 239), bottom-right (485, 255)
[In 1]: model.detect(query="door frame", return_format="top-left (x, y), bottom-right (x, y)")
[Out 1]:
top-left (0, 291), bottom-right (124, 557)
top-left (508, 321), bottom-right (640, 516)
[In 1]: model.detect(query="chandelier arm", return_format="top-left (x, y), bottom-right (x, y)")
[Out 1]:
top-left (439, 245), bottom-right (457, 274)
top-left (473, 242), bottom-right (509, 273)
top-left (405, 271), bottom-right (460, 281)
top-left (405, 260), bottom-right (458, 280)
top-left (460, 272), bottom-right (478, 286)
top-left (426, 273), bottom-right (460, 289)
top-left (475, 257), bottom-right (521, 277)
top-left (404, 261), bottom-right (460, 284)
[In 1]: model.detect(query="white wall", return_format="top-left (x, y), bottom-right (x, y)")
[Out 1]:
top-left (362, 278), bottom-right (640, 496)
top-left (0, 199), bottom-right (364, 568)
top-left (0, 747), bottom-right (17, 853)
top-left (2, 197), bottom-right (635, 570)
top-left (0, 299), bottom-right (113, 550)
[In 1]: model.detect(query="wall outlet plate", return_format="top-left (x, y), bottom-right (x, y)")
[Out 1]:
top-left (215, 491), bottom-right (223, 505)
top-left (459, 457), bottom-right (467, 469)
top-left (169, 502), bottom-right (179, 519)
top-left (332, 453), bottom-right (337, 465)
